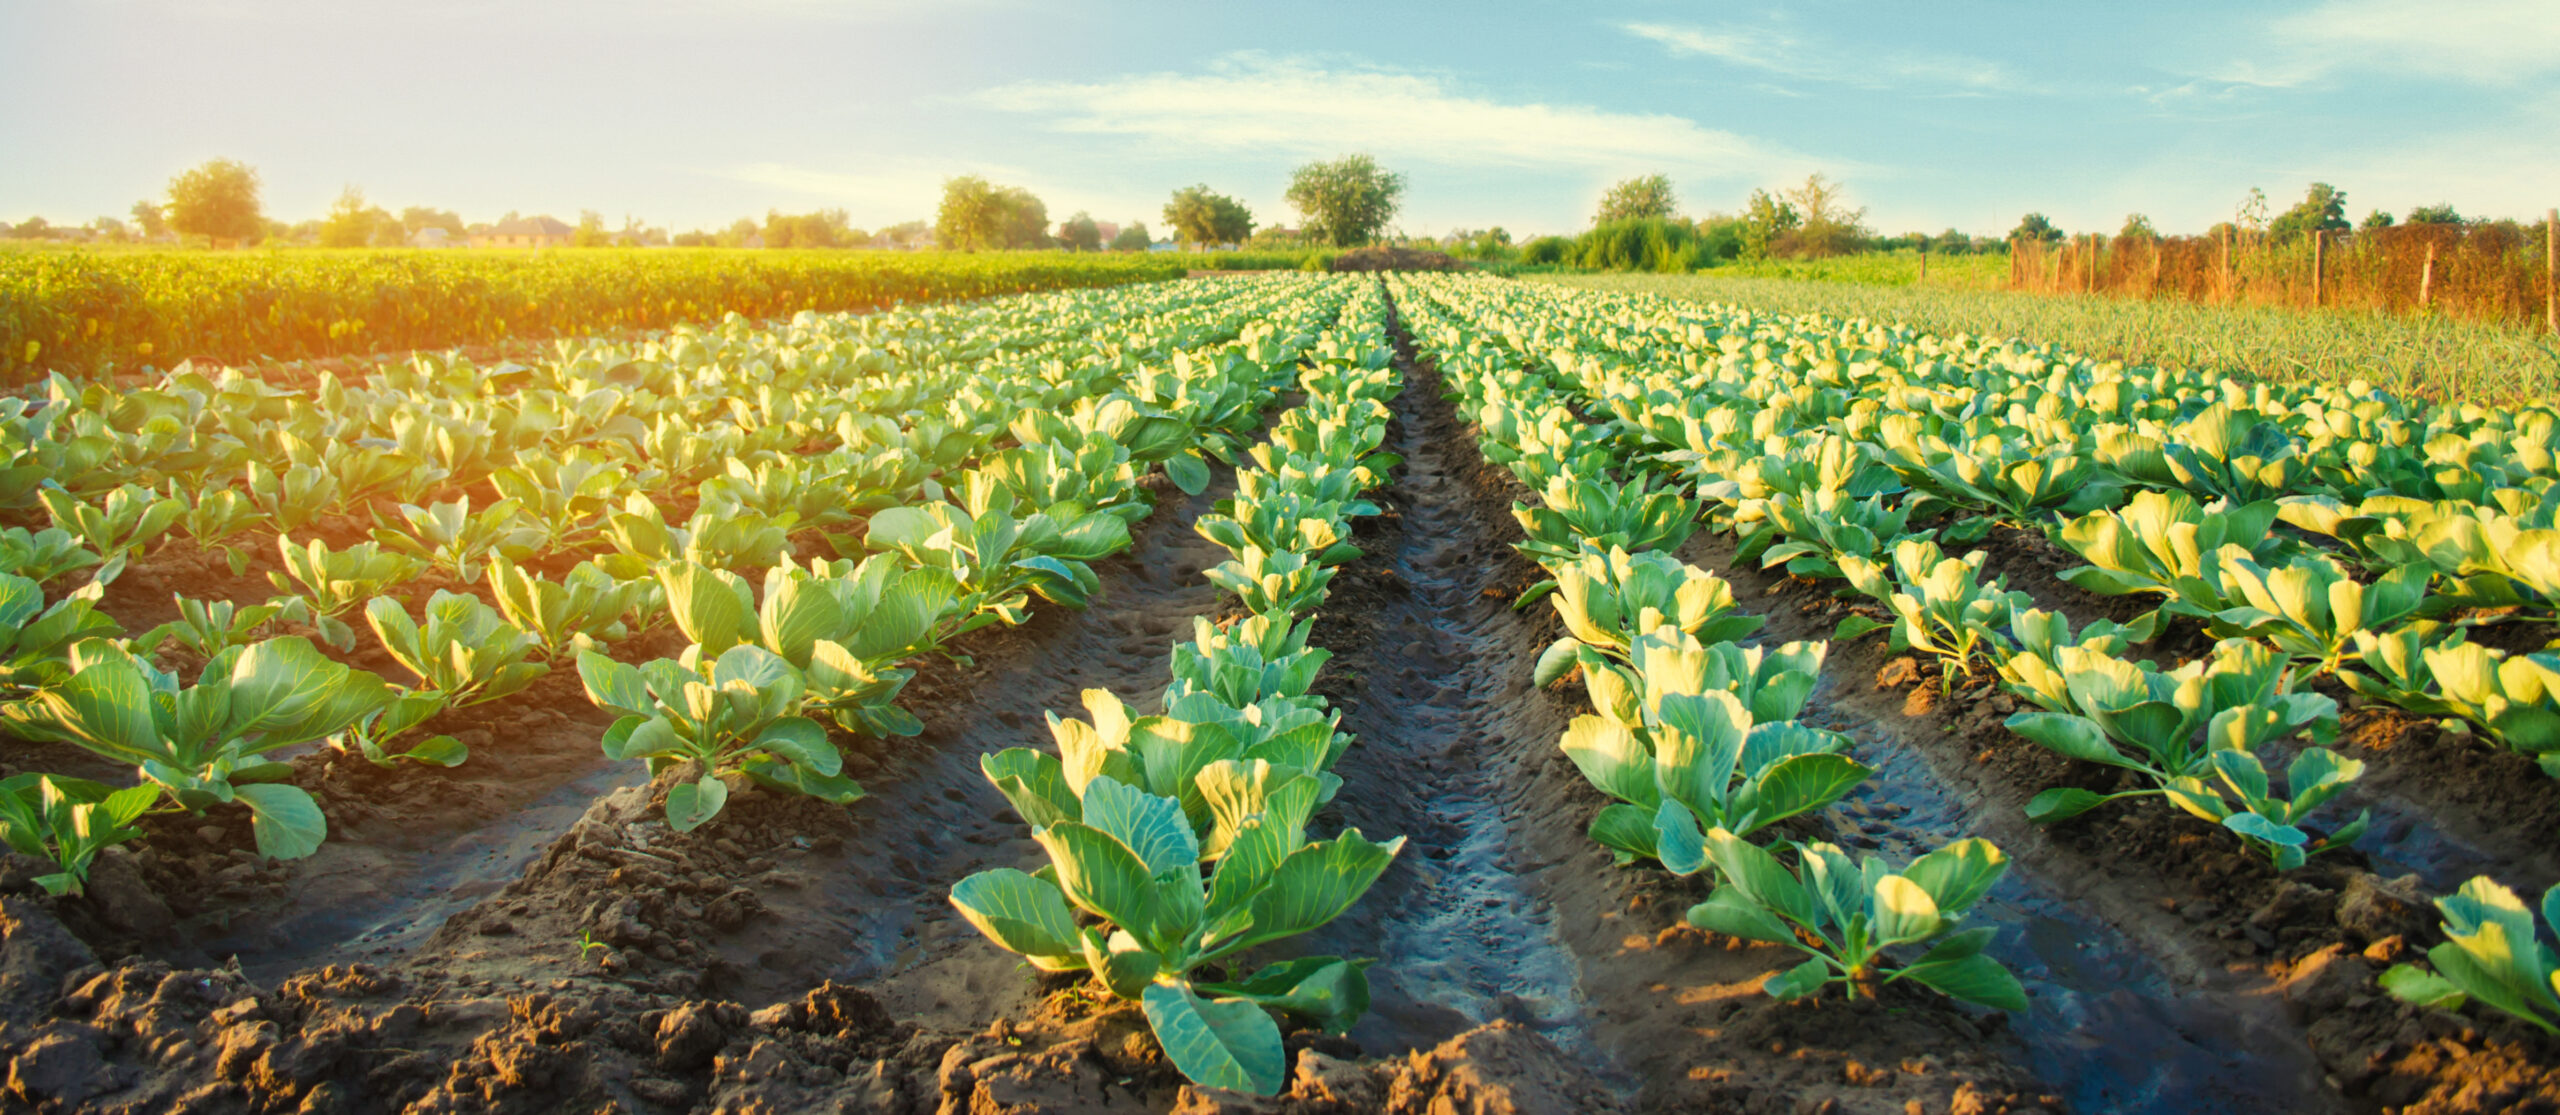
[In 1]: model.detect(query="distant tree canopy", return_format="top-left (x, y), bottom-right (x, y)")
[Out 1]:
top-left (764, 208), bottom-right (858, 249)
top-left (400, 206), bottom-right (465, 238)
top-left (2010, 212), bottom-right (2063, 245)
top-left (2361, 209), bottom-right (2395, 231)
top-left (2268, 182), bottom-right (2350, 242)
top-left (165, 158), bottom-right (264, 244)
top-left (319, 187), bottom-right (398, 248)
top-left (937, 177), bottom-right (1051, 251)
top-left (1109, 221), bottom-right (1153, 251)
top-left (2118, 213), bottom-right (2158, 242)
top-left (1285, 155), bottom-right (1404, 248)
top-left (1057, 211), bottom-right (1102, 252)
top-left (1594, 174), bottom-right (1677, 225)
top-left (2406, 203), bottom-right (2465, 226)
top-left (129, 200), bottom-right (168, 239)
top-left (1163, 185), bottom-right (1254, 248)
top-left (1739, 189), bottom-right (1800, 260)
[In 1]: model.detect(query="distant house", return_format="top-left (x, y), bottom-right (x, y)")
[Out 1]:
top-left (471, 216), bottom-right (574, 249)
top-left (409, 227), bottom-right (455, 249)
top-left (1093, 221), bottom-right (1121, 244)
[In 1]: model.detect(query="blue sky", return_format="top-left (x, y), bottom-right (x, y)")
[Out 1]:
top-left (3, 0), bottom-right (2555, 239)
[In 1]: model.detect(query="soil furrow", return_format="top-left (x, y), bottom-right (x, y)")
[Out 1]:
top-left (1377, 295), bottom-right (2060, 1114)
top-left (1279, 339), bottom-right (1592, 1061)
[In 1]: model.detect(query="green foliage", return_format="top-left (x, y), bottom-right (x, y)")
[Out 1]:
top-left (2010, 213), bottom-right (2062, 245)
top-left (2268, 183), bottom-right (2351, 243)
top-left (164, 158), bottom-right (264, 243)
top-left (366, 591), bottom-right (548, 708)
top-left (1110, 222), bottom-right (1153, 252)
top-left (1685, 830), bottom-right (2026, 1010)
top-left (0, 575), bottom-right (119, 697)
top-left (2383, 876), bottom-right (2560, 1033)
top-left (0, 775), bottom-right (159, 896)
top-left (1, 637), bottom-right (385, 858)
top-left (2345, 628), bottom-right (2560, 774)
top-left (1595, 174), bottom-right (1678, 225)
top-left (936, 176), bottom-right (1052, 251)
top-left (578, 645), bottom-right (863, 831)
top-left (1164, 185), bottom-right (1256, 248)
top-left (1571, 218), bottom-right (1709, 273)
top-left (1285, 155), bottom-right (1405, 248)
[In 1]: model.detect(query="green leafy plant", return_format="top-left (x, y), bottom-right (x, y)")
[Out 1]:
top-left (0, 637), bottom-right (389, 858)
top-left (576, 644), bottom-right (863, 831)
top-left (1512, 469), bottom-right (1699, 567)
top-left (39, 483), bottom-right (182, 586)
top-left (1560, 630), bottom-right (1866, 873)
top-left (1685, 829), bottom-right (2027, 1010)
top-left (0, 574), bottom-right (121, 697)
top-left (365, 590), bottom-right (549, 707)
top-left (1838, 540), bottom-right (2030, 689)
top-left (333, 692), bottom-right (467, 768)
top-left (2000, 639), bottom-right (2363, 866)
top-left (167, 485), bottom-right (264, 576)
top-left (487, 557), bottom-right (650, 660)
top-left (1529, 545), bottom-right (1761, 675)
top-left (134, 594), bottom-right (284, 660)
top-left (0, 774), bottom-right (161, 896)
top-left (374, 496), bottom-right (545, 583)
top-left (2205, 552), bottom-right (2429, 673)
top-left (267, 537), bottom-right (428, 650)
top-left (953, 764), bottom-right (1400, 1095)
top-left (2055, 490), bottom-right (2289, 621)
top-left (0, 525), bottom-right (102, 586)
top-left (2383, 875), bottom-right (2560, 1034)
top-left (866, 500), bottom-right (1129, 625)
top-left (1202, 545), bottom-right (1336, 619)
top-left (2346, 628), bottom-right (2560, 774)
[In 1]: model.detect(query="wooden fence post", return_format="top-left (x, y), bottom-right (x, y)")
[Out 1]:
top-left (2220, 226), bottom-right (2233, 302)
top-left (2546, 208), bottom-right (2556, 334)
top-left (2420, 240), bottom-right (2438, 310)
top-left (1918, 244), bottom-right (1928, 283)
top-left (2312, 230), bottom-right (2325, 307)
top-left (2087, 234), bottom-right (2100, 294)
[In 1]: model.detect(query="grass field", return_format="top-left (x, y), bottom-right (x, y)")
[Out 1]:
top-left (1548, 270), bottom-right (2560, 408)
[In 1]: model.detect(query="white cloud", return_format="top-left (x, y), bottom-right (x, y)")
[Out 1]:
top-left (1620, 22), bottom-right (2027, 94)
top-left (2218, 0), bottom-right (2560, 87)
top-left (970, 53), bottom-right (1814, 178)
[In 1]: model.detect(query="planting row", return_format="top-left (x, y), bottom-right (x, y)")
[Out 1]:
top-left (950, 282), bottom-right (1414, 1095)
top-left (1395, 277), bottom-right (2032, 1013)
top-left (1393, 273), bottom-right (2560, 1043)
top-left (0, 276), bottom-right (1358, 891)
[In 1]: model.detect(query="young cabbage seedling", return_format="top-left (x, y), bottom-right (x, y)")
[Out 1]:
top-left (38, 483), bottom-right (182, 586)
top-left (0, 637), bottom-right (388, 858)
top-left (576, 644), bottom-right (862, 831)
top-left (0, 774), bottom-right (161, 896)
top-left (0, 574), bottom-right (121, 697)
top-left (135, 594), bottom-right (284, 661)
top-left (2383, 875), bottom-right (2560, 1034)
top-left (1686, 829), bottom-right (2028, 1011)
top-left (365, 590), bottom-right (548, 707)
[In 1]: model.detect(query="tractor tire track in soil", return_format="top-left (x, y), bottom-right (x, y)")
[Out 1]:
top-left (1361, 297), bottom-right (2063, 1115)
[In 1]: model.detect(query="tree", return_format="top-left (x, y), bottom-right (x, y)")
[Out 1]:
top-left (1285, 155), bottom-right (1404, 248)
top-left (2268, 183), bottom-right (2350, 243)
top-left (937, 177), bottom-right (1050, 251)
top-left (1163, 185), bottom-right (1254, 249)
top-left (1739, 189), bottom-right (1800, 260)
top-left (2406, 203), bottom-right (2464, 226)
top-left (2361, 209), bottom-right (2394, 230)
top-left (764, 208), bottom-right (855, 249)
top-left (90, 217), bottom-right (130, 242)
top-left (400, 206), bottom-right (465, 238)
top-left (1057, 211), bottom-right (1102, 252)
top-left (1780, 173), bottom-right (1868, 258)
top-left (1595, 175), bottom-right (1677, 225)
top-left (572, 211), bottom-right (611, 248)
top-left (164, 158), bottom-right (264, 245)
top-left (2118, 213), bottom-right (2158, 242)
top-left (2009, 212), bottom-right (2063, 245)
top-left (320, 187), bottom-right (395, 248)
top-left (875, 219), bottom-right (931, 249)
top-left (1110, 221), bottom-right (1152, 251)
top-left (129, 200), bottom-right (167, 240)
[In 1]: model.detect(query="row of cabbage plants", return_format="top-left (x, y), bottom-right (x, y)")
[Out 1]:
top-left (950, 282), bottom-right (1408, 1095)
top-left (1391, 276), bottom-right (2030, 1013)
top-left (1392, 273), bottom-right (2560, 1040)
top-left (0, 276), bottom-right (1350, 891)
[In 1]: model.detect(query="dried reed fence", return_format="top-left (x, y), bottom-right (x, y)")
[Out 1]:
top-left (2008, 212), bottom-right (2560, 333)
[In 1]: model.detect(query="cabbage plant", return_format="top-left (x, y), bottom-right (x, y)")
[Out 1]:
top-left (1686, 829), bottom-right (2027, 1010)
top-left (953, 764), bottom-right (1400, 1095)
top-left (365, 591), bottom-right (548, 707)
top-left (2383, 875), bottom-right (2560, 1034)
top-left (0, 637), bottom-right (385, 858)
top-left (576, 644), bottom-right (862, 831)
top-left (1530, 546), bottom-right (1760, 675)
top-left (0, 774), bottom-right (160, 897)
top-left (1512, 470), bottom-right (1699, 567)
top-left (2346, 628), bottom-right (2560, 775)
top-left (1839, 541), bottom-right (2031, 688)
top-left (39, 483), bottom-right (181, 586)
top-left (0, 575), bottom-right (119, 697)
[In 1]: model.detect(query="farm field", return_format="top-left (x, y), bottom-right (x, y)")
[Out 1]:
top-left (0, 270), bottom-right (2556, 1115)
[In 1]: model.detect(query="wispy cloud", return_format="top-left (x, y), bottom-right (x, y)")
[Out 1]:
top-left (2213, 0), bottom-right (2560, 88)
top-left (1619, 22), bottom-right (2027, 94)
top-left (971, 53), bottom-right (1815, 177)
